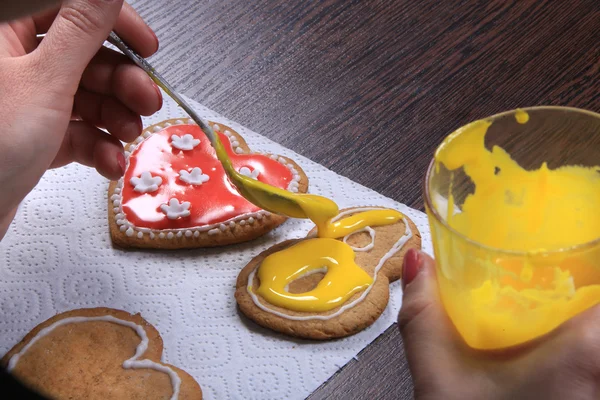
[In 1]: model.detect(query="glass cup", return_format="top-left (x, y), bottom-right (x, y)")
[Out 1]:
top-left (424, 106), bottom-right (600, 350)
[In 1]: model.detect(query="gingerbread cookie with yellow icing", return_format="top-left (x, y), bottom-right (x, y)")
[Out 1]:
top-left (1, 308), bottom-right (201, 400)
top-left (235, 207), bottom-right (421, 339)
top-left (108, 119), bottom-right (308, 249)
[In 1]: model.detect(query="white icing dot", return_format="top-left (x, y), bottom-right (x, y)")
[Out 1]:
top-left (114, 188), bottom-right (121, 194)
top-left (164, 122), bottom-right (172, 127)
top-left (110, 194), bottom-right (119, 201)
top-left (185, 230), bottom-right (192, 237)
top-left (152, 125), bottom-right (162, 132)
top-left (224, 130), bottom-right (232, 135)
top-left (142, 131), bottom-right (151, 138)
top-left (175, 120), bottom-right (184, 125)
top-left (278, 157), bottom-right (287, 163)
top-left (239, 220), bottom-right (246, 226)
top-left (187, 118), bottom-right (194, 124)
top-left (113, 207), bottom-right (120, 213)
top-left (270, 154), bottom-right (278, 160)
top-left (219, 224), bottom-right (227, 231)
top-left (248, 217), bottom-right (255, 224)
top-left (159, 232), bottom-right (166, 239)
top-left (193, 231), bottom-right (200, 238)
top-left (134, 136), bottom-right (143, 144)
top-left (167, 232), bottom-right (174, 239)
top-left (232, 141), bottom-right (240, 147)
top-left (290, 187), bottom-right (298, 193)
top-left (208, 228), bottom-right (220, 235)
top-left (119, 225), bottom-right (127, 232)
top-left (212, 124), bottom-right (220, 131)
top-left (229, 221), bottom-right (236, 228)
top-left (126, 227), bottom-right (134, 237)
top-left (137, 232), bottom-right (143, 239)
top-left (113, 199), bottom-right (120, 207)
top-left (263, 211), bottom-right (271, 217)
top-left (115, 213), bottom-right (124, 219)
top-left (255, 213), bottom-right (263, 220)
top-left (176, 231), bottom-right (183, 238)
top-left (150, 232), bottom-right (155, 239)
top-left (116, 219), bottom-right (125, 226)
top-left (124, 151), bottom-right (131, 157)
top-left (235, 148), bottom-right (243, 154)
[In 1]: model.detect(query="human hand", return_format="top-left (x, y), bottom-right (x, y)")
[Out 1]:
top-left (399, 249), bottom-right (600, 400)
top-left (0, 0), bottom-right (162, 238)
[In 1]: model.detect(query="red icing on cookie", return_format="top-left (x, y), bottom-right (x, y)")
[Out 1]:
top-left (121, 125), bottom-right (293, 229)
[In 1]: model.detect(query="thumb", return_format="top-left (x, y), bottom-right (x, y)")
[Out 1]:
top-left (398, 250), bottom-right (461, 378)
top-left (35, 0), bottom-right (124, 92)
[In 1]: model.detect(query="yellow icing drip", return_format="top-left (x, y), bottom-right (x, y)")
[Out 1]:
top-left (212, 125), bottom-right (405, 315)
top-left (515, 108), bottom-right (529, 124)
top-left (253, 209), bottom-right (404, 312)
top-left (255, 238), bottom-right (373, 312)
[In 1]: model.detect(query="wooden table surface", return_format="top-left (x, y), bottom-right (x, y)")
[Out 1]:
top-left (130, 0), bottom-right (600, 398)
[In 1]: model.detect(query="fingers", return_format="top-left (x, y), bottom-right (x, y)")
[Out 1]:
top-left (81, 47), bottom-right (162, 116)
top-left (33, 2), bottom-right (158, 57)
top-left (50, 120), bottom-right (124, 180)
top-left (74, 88), bottom-right (142, 142)
top-left (114, 2), bottom-right (158, 57)
top-left (35, 0), bottom-right (124, 91)
top-left (398, 250), bottom-right (462, 376)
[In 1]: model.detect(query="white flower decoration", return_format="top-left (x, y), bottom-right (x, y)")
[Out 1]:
top-left (130, 171), bottom-right (163, 193)
top-left (160, 198), bottom-right (191, 219)
top-left (239, 166), bottom-right (260, 180)
top-left (171, 134), bottom-right (200, 150)
top-left (179, 167), bottom-right (210, 185)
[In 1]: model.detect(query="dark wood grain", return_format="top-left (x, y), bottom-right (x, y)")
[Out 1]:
top-left (130, 0), bottom-right (600, 398)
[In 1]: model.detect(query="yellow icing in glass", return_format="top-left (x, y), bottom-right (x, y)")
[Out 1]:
top-left (432, 109), bottom-right (600, 349)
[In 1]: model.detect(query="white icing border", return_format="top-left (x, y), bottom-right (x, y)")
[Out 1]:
top-left (112, 119), bottom-right (302, 239)
top-left (343, 227), bottom-right (376, 252)
top-left (7, 315), bottom-right (181, 400)
top-left (246, 207), bottom-right (413, 321)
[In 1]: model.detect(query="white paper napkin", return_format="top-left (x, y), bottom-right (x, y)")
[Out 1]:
top-left (0, 94), bottom-right (433, 399)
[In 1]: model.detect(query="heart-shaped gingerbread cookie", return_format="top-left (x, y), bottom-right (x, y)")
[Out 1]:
top-left (2, 308), bottom-right (201, 400)
top-left (108, 119), bottom-right (308, 249)
top-left (235, 207), bottom-right (422, 339)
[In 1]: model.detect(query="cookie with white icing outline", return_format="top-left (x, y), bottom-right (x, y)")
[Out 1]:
top-left (235, 207), bottom-right (421, 339)
top-left (108, 118), bottom-right (308, 249)
top-left (1, 308), bottom-right (201, 400)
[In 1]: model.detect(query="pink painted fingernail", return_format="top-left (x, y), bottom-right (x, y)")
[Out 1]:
top-left (402, 249), bottom-right (423, 289)
top-left (117, 152), bottom-right (126, 176)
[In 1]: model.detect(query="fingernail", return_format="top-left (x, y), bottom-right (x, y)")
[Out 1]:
top-left (117, 152), bottom-right (126, 176)
top-left (153, 82), bottom-right (163, 110)
top-left (402, 249), bottom-right (423, 289)
top-left (151, 30), bottom-right (160, 51)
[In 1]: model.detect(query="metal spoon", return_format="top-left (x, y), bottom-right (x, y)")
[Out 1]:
top-left (107, 31), bottom-right (338, 220)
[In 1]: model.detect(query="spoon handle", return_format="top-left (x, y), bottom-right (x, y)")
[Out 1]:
top-left (107, 31), bottom-right (218, 146)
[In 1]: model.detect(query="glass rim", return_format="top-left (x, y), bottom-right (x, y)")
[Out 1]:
top-left (423, 105), bottom-right (600, 256)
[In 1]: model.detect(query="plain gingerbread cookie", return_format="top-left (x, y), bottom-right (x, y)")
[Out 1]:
top-left (2, 308), bottom-right (202, 400)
